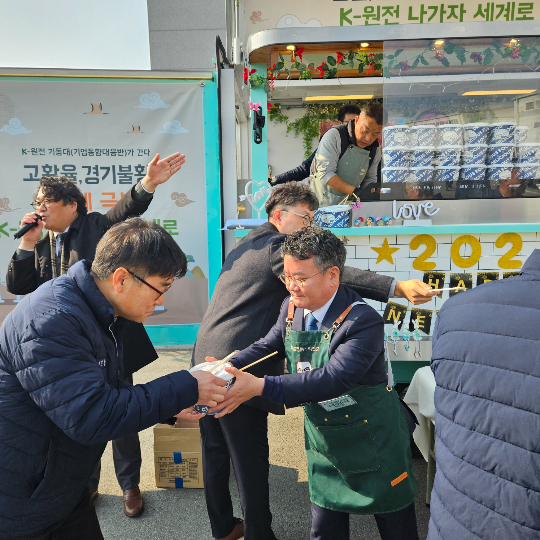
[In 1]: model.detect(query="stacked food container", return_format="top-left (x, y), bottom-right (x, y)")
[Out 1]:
top-left (381, 122), bottom-right (539, 184)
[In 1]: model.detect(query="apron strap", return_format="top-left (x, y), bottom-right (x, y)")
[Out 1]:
top-left (328, 301), bottom-right (364, 333)
top-left (286, 299), bottom-right (295, 328)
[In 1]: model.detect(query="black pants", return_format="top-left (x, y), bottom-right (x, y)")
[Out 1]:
top-left (200, 404), bottom-right (278, 540)
top-left (5, 490), bottom-right (104, 540)
top-left (310, 502), bottom-right (419, 540)
top-left (88, 374), bottom-right (142, 493)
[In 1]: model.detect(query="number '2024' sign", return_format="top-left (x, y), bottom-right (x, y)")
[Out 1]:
top-left (411, 233), bottom-right (525, 270)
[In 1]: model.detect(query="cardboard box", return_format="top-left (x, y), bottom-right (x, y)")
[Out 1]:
top-left (153, 421), bottom-right (204, 489)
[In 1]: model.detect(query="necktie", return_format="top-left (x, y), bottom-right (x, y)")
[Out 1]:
top-left (56, 232), bottom-right (66, 257)
top-left (306, 312), bottom-right (318, 331)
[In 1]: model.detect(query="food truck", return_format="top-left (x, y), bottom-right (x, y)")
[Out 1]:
top-left (228, 1), bottom-right (540, 383)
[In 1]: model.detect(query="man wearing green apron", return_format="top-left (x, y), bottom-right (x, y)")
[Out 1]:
top-left (310, 102), bottom-right (383, 207)
top-left (212, 227), bottom-right (419, 540)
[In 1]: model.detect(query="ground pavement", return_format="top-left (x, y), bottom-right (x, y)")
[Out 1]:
top-left (95, 349), bottom-right (431, 539)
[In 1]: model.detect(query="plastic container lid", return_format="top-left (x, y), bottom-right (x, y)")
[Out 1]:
top-left (461, 164), bottom-right (486, 168)
top-left (318, 205), bottom-right (350, 212)
top-left (437, 124), bottom-right (463, 128)
top-left (382, 166), bottom-right (409, 170)
top-left (409, 166), bottom-right (435, 170)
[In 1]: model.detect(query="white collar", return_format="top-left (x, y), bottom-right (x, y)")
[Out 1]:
top-left (53, 225), bottom-right (70, 238)
top-left (303, 290), bottom-right (338, 329)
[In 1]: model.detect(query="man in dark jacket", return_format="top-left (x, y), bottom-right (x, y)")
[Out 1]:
top-left (428, 250), bottom-right (540, 539)
top-left (191, 183), bottom-right (435, 540)
top-left (0, 218), bottom-right (227, 540)
top-left (5, 151), bottom-right (184, 516)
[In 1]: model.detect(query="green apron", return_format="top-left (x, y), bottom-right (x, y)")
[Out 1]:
top-left (285, 300), bottom-right (417, 515)
top-left (311, 144), bottom-right (371, 207)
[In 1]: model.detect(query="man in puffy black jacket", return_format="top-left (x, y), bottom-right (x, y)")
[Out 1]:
top-left (0, 218), bottom-right (226, 540)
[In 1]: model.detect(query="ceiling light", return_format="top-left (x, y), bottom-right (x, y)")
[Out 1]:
top-left (510, 38), bottom-right (518, 44)
top-left (360, 42), bottom-right (370, 48)
top-left (435, 40), bottom-right (445, 45)
top-left (462, 90), bottom-right (536, 96)
top-left (305, 95), bottom-right (374, 101)
top-left (286, 45), bottom-right (296, 51)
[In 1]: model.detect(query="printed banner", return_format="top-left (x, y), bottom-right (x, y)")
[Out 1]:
top-left (0, 80), bottom-right (208, 326)
top-left (245, 0), bottom-right (539, 34)
top-left (409, 308), bottom-right (433, 335)
top-left (383, 301), bottom-right (408, 329)
top-left (449, 273), bottom-right (473, 296)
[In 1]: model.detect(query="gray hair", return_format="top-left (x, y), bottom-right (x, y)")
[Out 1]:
top-left (281, 227), bottom-right (346, 278)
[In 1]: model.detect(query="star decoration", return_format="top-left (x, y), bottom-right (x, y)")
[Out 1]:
top-left (371, 238), bottom-right (400, 264)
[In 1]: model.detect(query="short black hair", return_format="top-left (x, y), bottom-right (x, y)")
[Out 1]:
top-left (34, 176), bottom-right (88, 215)
top-left (362, 102), bottom-right (384, 126)
top-left (281, 227), bottom-right (346, 279)
top-left (338, 104), bottom-right (361, 122)
top-left (91, 218), bottom-right (188, 280)
top-left (265, 183), bottom-right (319, 217)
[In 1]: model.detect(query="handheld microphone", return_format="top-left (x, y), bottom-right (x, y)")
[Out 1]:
top-left (13, 215), bottom-right (42, 240)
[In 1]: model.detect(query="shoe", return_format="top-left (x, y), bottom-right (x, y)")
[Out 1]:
top-left (123, 488), bottom-right (144, 517)
top-left (90, 490), bottom-right (99, 501)
top-left (215, 518), bottom-right (244, 540)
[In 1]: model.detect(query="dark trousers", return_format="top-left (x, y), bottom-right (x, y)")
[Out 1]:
top-left (311, 502), bottom-right (419, 540)
top-left (88, 374), bottom-right (142, 493)
top-left (200, 404), bottom-right (278, 540)
top-left (5, 490), bottom-right (104, 540)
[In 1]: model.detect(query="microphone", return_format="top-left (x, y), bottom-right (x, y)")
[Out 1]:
top-left (13, 215), bottom-right (42, 240)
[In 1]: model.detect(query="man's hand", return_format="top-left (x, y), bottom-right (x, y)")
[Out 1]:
top-left (142, 152), bottom-right (186, 192)
top-left (175, 407), bottom-right (205, 421)
top-left (18, 212), bottom-right (43, 250)
top-left (210, 366), bottom-right (265, 418)
top-left (190, 370), bottom-right (228, 408)
top-left (395, 279), bottom-right (437, 305)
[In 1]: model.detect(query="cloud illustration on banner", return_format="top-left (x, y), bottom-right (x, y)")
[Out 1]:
top-left (160, 120), bottom-right (189, 135)
top-left (135, 92), bottom-right (170, 110)
top-left (276, 15), bottom-right (322, 28)
top-left (0, 118), bottom-right (32, 135)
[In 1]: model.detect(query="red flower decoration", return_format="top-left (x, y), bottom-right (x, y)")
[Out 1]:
top-left (267, 103), bottom-right (274, 112)
top-left (316, 62), bottom-right (327, 77)
top-left (296, 47), bottom-right (304, 62)
top-left (336, 52), bottom-right (345, 64)
top-left (243, 67), bottom-right (256, 84)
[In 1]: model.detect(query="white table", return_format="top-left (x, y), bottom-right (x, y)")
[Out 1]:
top-left (404, 366), bottom-right (436, 505)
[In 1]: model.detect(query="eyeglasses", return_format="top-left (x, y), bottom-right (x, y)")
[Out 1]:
top-left (281, 209), bottom-right (314, 227)
top-left (31, 198), bottom-right (56, 210)
top-left (127, 269), bottom-right (172, 299)
top-left (279, 271), bottom-right (322, 288)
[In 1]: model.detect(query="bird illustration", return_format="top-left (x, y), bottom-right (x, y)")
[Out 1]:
top-left (128, 125), bottom-right (143, 134)
top-left (85, 103), bottom-right (108, 115)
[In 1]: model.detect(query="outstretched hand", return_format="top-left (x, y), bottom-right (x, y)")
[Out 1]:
top-left (142, 152), bottom-right (186, 192)
top-left (210, 366), bottom-right (265, 418)
top-left (175, 407), bottom-right (205, 421)
top-left (394, 279), bottom-right (437, 305)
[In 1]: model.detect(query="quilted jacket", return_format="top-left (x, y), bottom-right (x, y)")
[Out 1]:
top-left (429, 249), bottom-right (540, 539)
top-left (0, 260), bottom-right (198, 537)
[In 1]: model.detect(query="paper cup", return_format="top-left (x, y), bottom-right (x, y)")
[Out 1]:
top-left (314, 205), bottom-right (351, 228)
top-left (437, 124), bottom-right (463, 146)
top-left (382, 167), bottom-right (408, 183)
top-left (487, 144), bottom-right (515, 165)
top-left (489, 122), bottom-right (515, 145)
top-left (460, 164), bottom-right (486, 182)
top-left (408, 167), bottom-right (434, 183)
top-left (383, 125), bottom-right (410, 147)
top-left (190, 362), bottom-right (235, 415)
top-left (434, 166), bottom-right (460, 183)
top-left (515, 163), bottom-right (540, 180)
top-left (486, 164), bottom-right (514, 181)
top-left (383, 146), bottom-right (410, 168)
top-left (464, 122), bottom-right (490, 145)
top-left (410, 146), bottom-right (435, 167)
top-left (410, 125), bottom-right (437, 147)
top-left (515, 125), bottom-right (529, 144)
top-left (435, 146), bottom-right (462, 167)
top-left (516, 143), bottom-right (540, 164)
top-left (462, 144), bottom-right (488, 165)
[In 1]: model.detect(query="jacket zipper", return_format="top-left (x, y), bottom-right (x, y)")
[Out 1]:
top-left (108, 318), bottom-right (121, 385)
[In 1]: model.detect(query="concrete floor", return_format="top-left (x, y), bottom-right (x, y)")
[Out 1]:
top-left (94, 350), bottom-right (431, 539)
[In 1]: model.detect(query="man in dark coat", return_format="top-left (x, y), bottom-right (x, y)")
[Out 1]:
top-left (0, 218), bottom-right (227, 540)
top-left (5, 151), bottom-right (185, 517)
top-left (191, 183), bottom-right (435, 540)
top-left (428, 250), bottom-right (540, 539)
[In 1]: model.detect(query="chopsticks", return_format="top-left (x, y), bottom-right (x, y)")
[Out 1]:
top-left (239, 351), bottom-right (278, 372)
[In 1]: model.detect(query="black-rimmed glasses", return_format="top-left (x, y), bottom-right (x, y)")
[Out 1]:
top-left (127, 269), bottom-right (172, 299)
top-left (31, 199), bottom-right (56, 210)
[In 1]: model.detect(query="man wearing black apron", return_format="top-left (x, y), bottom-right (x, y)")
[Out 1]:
top-left (211, 227), bottom-right (419, 540)
top-left (310, 102), bottom-right (383, 206)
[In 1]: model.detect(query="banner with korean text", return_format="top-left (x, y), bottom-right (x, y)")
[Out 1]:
top-left (0, 79), bottom-right (209, 326)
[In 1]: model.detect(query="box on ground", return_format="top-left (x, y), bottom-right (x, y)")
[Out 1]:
top-left (153, 421), bottom-right (203, 489)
